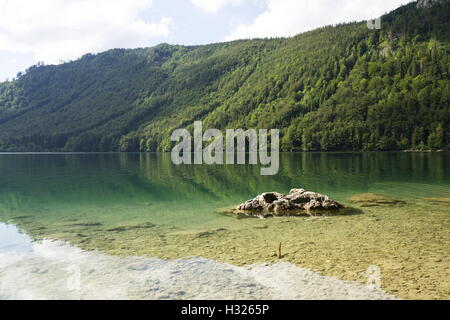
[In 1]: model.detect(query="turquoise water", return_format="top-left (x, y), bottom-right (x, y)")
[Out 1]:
top-left (0, 152), bottom-right (449, 299)
top-left (0, 152), bottom-right (449, 231)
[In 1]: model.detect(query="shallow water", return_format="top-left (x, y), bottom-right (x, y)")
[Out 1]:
top-left (0, 152), bottom-right (449, 299)
top-left (0, 224), bottom-right (397, 300)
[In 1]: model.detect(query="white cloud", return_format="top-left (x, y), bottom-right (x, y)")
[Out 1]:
top-left (0, 0), bottom-right (172, 64)
top-left (190, 0), bottom-right (245, 14)
top-left (226, 0), bottom-right (411, 40)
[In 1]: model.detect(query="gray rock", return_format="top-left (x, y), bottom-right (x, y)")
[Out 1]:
top-left (417, 0), bottom-right (441, 9)
top-left (235, 188), bottom-right (343, 217)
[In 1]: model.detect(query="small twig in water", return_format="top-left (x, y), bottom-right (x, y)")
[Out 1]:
top-left (277, 242), bottom-right (282, 259)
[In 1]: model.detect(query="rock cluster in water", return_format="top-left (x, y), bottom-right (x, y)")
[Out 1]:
top-left (235, 188), bottom-right (343, 217)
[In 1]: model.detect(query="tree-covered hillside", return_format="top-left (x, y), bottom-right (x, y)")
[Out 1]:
top-left (0, 0), bottom-right (449, 152)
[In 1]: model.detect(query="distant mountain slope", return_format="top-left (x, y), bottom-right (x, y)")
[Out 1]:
top-left (0, 0), bottom-right (449, 152)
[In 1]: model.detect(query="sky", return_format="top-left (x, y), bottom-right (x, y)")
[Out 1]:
top-left (0, 0), bottom-right (411, 81)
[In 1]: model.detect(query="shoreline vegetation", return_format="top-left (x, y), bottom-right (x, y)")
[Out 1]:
top-left (0, 149), bottom-right (448, 154)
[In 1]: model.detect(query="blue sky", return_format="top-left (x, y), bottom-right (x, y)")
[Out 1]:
top-left (0, 0), bottom-right (410, 81)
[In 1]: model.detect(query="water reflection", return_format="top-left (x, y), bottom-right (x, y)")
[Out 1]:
top-left (0, 152), bottom-right (449, 234)
top-left (0, 153), bottom-right (448, 208)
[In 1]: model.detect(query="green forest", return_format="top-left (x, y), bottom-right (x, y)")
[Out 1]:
top-left (0, 0), bottom-right (449, 152)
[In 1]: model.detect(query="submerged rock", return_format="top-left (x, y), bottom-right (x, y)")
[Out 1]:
top-left (424, 197), bottom-right (450, 204)
top-left (194, 228), bottom-right (227, 239)
top-left (66, 222), bottom-right (103, 227)
top-left (233, 188), bottom-right (343, 217)
top-left (106, 222), bottom-right (155, 232)
top-left (347, 193), bottom-right (405, 207)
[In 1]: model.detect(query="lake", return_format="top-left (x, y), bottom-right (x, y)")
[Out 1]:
top-left (0, 152), bottom-right (449, 299)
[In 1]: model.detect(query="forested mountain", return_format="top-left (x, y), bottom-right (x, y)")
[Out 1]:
top-left (0, 0), bottom-right (449, 152)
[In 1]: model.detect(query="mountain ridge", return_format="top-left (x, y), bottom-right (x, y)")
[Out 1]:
top-left (0, 0), bottom-right (449, 152)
